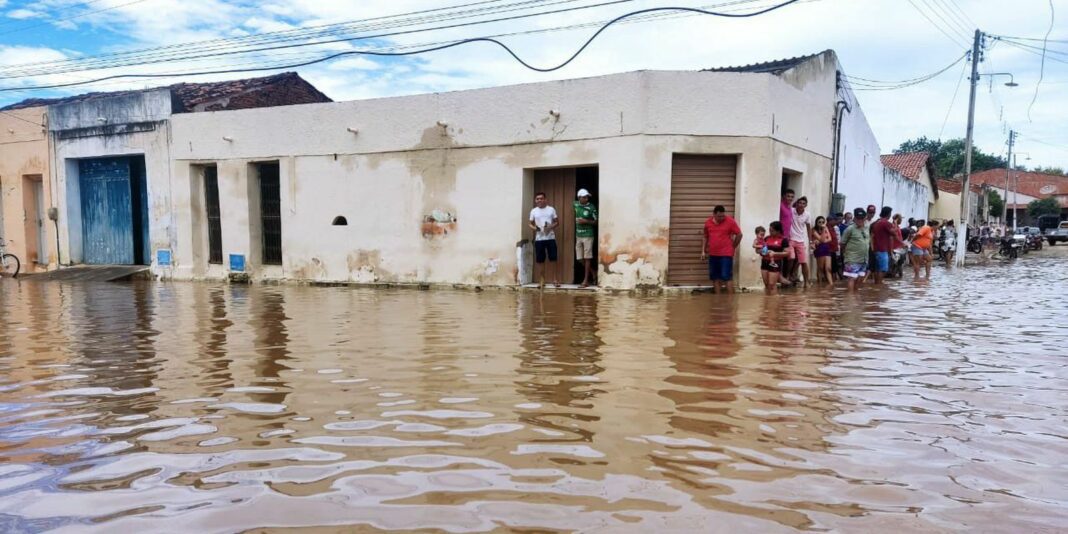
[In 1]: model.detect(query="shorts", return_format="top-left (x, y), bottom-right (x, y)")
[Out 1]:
top-left (575, 237), bottom-right (595, 260)
top-left (789, 240), bottom-right (808, 264)
top-left (534, 239), bottom-right (557, 263)
top-left (874, 251), bottom-right (890, 273)
top-left (814, 243), bottom-right (831, 258)
top-left (910, 246), bottom-right (928, 256)
top-left (843, 262), bottom-right (868, 278)
top-left (707, 256), bottom-right (733, 281)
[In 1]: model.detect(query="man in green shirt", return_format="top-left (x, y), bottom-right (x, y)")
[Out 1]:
top-left (574, 188), bottom-right (598, 288)
top-left (840, 207), bottom-right (871, 292)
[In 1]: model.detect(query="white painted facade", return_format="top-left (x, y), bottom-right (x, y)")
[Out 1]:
top-left (155, 52), bottom-right (886, 290)
top-left (50, 89), bottom-right (175, 267)
top-left (834, 87), bottom-right (884, 214)
top-left (881, 168), bottom-right (930, 222)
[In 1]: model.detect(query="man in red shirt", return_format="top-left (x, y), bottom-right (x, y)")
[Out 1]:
top-left (700, 205), bottom-right (743, 294)
top-left (870, 206), bottom-right (896, 284)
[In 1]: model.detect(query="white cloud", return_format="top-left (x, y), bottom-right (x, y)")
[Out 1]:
top-left (6, 8), bottom-right (41, 19)
top-left (1, 0), bottom-right (1066, 166)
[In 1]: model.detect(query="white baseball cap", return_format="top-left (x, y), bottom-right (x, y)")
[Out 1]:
top-left (576, 188), bottom-right (591, 198)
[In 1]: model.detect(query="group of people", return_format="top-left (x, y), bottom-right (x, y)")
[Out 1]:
top-left (528, 189), bottom-right (598, 288)
top-left (699, 189), bottom-right (955, 295)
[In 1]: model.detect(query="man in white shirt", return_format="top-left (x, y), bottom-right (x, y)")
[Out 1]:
top-left (528, 192), bottom-right (559, 287)
top-left (789, 196), bottom-right (813, 287)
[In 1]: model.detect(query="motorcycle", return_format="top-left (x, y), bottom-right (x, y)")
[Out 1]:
top-left (994, 237), bottom-right (1020, 260)
top-left (967, 234), bottom-right (983, 254)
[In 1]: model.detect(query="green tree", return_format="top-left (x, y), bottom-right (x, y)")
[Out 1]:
top-left (1032, 166), bottom-right (1066, 176)
top-left (986, 189), bottom-right (1005, 218)
top-left (894, 137), bottom-right (1008, 179)
top-left (1027, 197), bottom-right (1061, 218)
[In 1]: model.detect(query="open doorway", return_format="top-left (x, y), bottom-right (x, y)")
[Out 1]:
top-left (531, 165), bottom-right (599, 286)
top-left (781, 168), bottom-right (802, 198)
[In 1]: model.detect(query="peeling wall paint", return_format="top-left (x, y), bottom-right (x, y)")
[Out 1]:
top-left (0, 107), bottom-right (54, 272)
top-left (164, 62), bottom-right (861, 290)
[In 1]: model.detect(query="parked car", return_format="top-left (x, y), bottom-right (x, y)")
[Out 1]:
top-left (1020, 226), bottom-right (1044, 251)
top-left (1045, 221), bottom-right (1068, 246)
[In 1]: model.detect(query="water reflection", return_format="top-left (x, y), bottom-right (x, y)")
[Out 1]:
top-left (0, 253), bottom-right (1066, 531)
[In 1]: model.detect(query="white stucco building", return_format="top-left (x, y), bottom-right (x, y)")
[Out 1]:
top-left (158, 50), bottom-right (883, 290)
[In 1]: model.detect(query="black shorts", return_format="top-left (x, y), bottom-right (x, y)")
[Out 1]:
top-left (534, 239), bottom-right (558, 263)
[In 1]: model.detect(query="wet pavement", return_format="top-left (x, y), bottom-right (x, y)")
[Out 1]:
top-left (1, 248), bottom-right (1066, 532)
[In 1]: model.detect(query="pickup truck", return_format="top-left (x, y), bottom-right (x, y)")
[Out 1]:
top-left (1046, 221), bottom-right (1068, 246)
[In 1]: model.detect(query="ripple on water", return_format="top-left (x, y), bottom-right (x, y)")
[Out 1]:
top-left (1, 261), bottom-right (1066, 531)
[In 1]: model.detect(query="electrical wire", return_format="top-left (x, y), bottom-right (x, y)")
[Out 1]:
top-left (0, 0), bottom-right (153, 37)
top-left (923, 0), bottom-right (971, 39)
top-left (1027, 0), bottom-right (1056, 122)
top-left (0, 1), bottom-right (805, 92)
top-left (937, 56), bottom-right (968, 139)
top-left (842, 52), bottom-right (967, 91)
top-left (0, 0), bottom-right (593, 77)
top-left (906, 0), bottom-right (969, 47)
top-left (947, 0), bottom-right (976, 29)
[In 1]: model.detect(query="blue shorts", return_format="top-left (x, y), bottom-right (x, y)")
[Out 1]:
top-left (708, 256), bottom-right (733, 281)
top-left (534, 239), bottom-right (558, 263)
top-left (910, 246), bottom-right (928, 256)
top-left (874, 251), bottom-right (890, 273)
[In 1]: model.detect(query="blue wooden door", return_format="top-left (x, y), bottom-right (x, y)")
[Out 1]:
top-left (80, 158), bottom-right (134, 265)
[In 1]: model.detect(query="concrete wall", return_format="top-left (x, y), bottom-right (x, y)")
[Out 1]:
top-left (0, 107), bottom-right (56, 271)
top-left (166, 66), bottom-right (842, 290)
top-left (881, 168), bottom-right (929, 222)
top-left (50, 90), bottom-right (175, 267)
top-left (835, 86), bottom-right (884, 214)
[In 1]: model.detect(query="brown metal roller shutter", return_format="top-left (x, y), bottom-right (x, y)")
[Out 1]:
top-left (668, 154), bottom-right (738, 286)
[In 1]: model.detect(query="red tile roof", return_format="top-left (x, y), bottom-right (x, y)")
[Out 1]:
top-left (936, 178), bottom-right (981, 194)
top-left (968, 168), bottom-right (1068, 199)
top-left (881, 152), bottom-right (930, 181)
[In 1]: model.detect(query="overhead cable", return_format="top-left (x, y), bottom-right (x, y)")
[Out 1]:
top-left (0, 1), bottom-right (806, 92)
top-left (1028, 0), bottom-right (1056, 122)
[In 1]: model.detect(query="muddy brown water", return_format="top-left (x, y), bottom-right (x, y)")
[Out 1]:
top-left (1, 253), bottom-right (1066, 532)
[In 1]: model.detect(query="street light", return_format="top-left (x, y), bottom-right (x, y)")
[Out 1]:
top-left (982, 72), bottom-right (1018, 87)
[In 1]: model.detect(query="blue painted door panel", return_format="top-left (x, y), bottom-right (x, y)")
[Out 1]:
top-left (80, 158), bottom-right (134, 265)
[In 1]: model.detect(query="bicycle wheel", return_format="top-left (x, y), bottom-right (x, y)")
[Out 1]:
top-left (1, 254), bottom-right (19, 277)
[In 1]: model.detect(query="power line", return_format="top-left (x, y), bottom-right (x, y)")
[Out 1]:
top-left (0, 1), bottom-right (806, 92)
top-left (0, 0), bottom-right (597, 78)
top-left (906, 0), bottom-right (969, 47)
top-left (0, 0), bottom-right (783, 97)
top-left (926, 0), bottom-right (971, 38)
top-left (946, 0), bottom-right (977, 29)
top-left (0, 0), bottom-right (153, 37)
top-left (843, 52), bottom-right (967, 91)
top-left (938, 57), bottom-right (969, 139)
top-left (1028, 0), bottom-right (1056, 122)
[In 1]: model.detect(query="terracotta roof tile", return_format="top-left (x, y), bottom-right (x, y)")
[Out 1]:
top-left (968, 168), bottom-right (1068, 199)
top-left (881, 152), bottom-right (930, 181)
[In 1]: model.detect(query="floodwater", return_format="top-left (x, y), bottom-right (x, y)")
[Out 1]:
top-left (1, 253), bottom-right (1067, 533)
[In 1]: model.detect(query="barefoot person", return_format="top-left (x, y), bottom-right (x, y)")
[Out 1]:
top-left (870, 206), bottom-right (895, 285)
top-left (910, 220), bottom-right (935, 279)
top-left (760, 222), bottom-right (790, 295)
top-left (811, 216), bottom-right (834, 284)
top-left (528, 192), bottom-right (559, 287)
top-left (789, 196), bottom-right (813, 287)
top-left (840, 207), bottom-right (871, 292)
top-left (700, 205), bottom-right (742, 294)
top-left (574, 189), bottom-right (598, 288)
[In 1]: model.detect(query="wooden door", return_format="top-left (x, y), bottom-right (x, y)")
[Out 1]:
top-left (533, 168), bottom-right (576, 285)
top-left (668, 155), bottom-right (738, 286)
top-left (79, 158), bottom-right (135, 265)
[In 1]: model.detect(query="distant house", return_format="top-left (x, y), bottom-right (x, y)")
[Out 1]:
top-left (0, 73), bottom-right (330, 271)
top-left (932, 178), bottom-right (981, 225)
top-left (967, 168), bottom-right (1068, 226)
top-left (880, 152), bottom-right (938, 221)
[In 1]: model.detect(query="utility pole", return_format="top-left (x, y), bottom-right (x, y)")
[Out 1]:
top-left (1003, 130), bottom-right (1014, 226)
top-left (957, 29), bottom-right (982, 266)
top-left (1012, 153), bottom-right (1019, 232)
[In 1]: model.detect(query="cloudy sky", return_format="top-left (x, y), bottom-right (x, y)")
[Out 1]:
top-left (0, 0), bottom-right (1065, 167)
